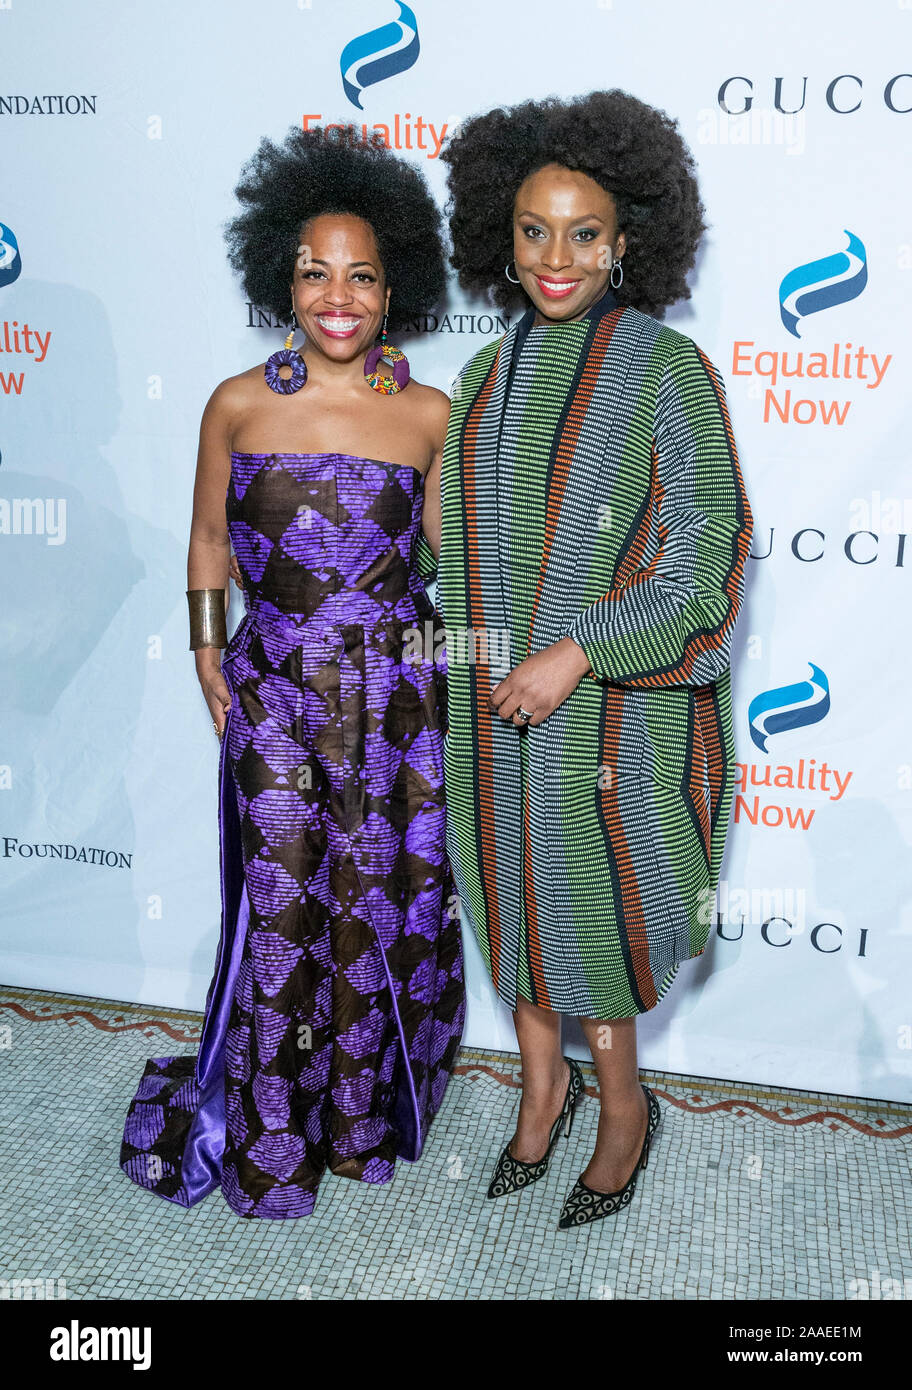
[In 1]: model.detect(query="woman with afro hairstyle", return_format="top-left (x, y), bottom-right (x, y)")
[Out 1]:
top-left (422, 90), bottom-right (753, 1229)
top-left (119, 125), bottom-right (466, 1220)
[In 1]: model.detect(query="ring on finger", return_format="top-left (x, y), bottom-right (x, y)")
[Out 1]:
top-left (516, 705), bottom-right (533, 723)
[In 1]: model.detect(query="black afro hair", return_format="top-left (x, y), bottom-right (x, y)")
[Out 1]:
top-left (224, 124), bottom-right (447, 333)
top-left (440, 90), bottom-right (707, 318)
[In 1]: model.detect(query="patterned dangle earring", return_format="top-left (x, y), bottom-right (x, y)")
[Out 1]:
top-left (264, 300), bottom-right (308, 394)
top-left (364, 312), bottom-right (410, 395)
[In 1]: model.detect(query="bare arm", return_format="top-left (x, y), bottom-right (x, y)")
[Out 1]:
top-left (188, 380), bottom-right (238, 734)
top-left (415, 386), bottom-right (450, 581)
top-left (188, 381), bottom-right (235, 591)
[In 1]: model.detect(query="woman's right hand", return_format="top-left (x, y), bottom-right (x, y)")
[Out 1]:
top-left (228, 552), bottom-right (244, 591)
top-left (195, 649), bottom-right (232, 739)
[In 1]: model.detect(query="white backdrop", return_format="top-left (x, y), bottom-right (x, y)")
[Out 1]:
top-left (2, 0), bottom-right (910, 1101)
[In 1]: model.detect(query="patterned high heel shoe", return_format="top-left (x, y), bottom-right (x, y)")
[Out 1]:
top-left (557, 1083), bottom-right (661, 1229)
top-left (486, 1058), bottom-right (585, 1199)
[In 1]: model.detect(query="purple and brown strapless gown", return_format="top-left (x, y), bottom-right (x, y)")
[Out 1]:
top-left (120, 452), bottom-right (466, 1218)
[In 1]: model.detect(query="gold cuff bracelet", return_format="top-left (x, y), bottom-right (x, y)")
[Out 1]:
top-left (187, 588), bottom-right (228, 650)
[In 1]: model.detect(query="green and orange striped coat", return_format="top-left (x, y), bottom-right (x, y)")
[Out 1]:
top-left (416, 287), bottom-right (753, 1020)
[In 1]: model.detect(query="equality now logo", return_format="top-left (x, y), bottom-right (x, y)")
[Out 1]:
top-left (1, 221), bottom-right (56, 395)
top-left (736, 662), bottom-right (853, 832)
top-left (778, 229), bottom-right (867, 338)
top-left (340, 1), bottom-right (420, 109)
top-left (748, 661), bottom-right (830, 753)
top-left (0, 221), bottom-right (21, 288)
top-left (330, 3), bottom-right (450, 160)
top-left (732, 229), bottom-right (892, 424)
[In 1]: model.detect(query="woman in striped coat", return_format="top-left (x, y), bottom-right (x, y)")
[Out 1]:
top-left (419, 91), bottom-right (753, 1227)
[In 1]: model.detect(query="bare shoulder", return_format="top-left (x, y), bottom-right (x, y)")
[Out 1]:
top-left (404, 378), bottom-right (452, 429)
top-left (201, 364), bottom-right (261, 427)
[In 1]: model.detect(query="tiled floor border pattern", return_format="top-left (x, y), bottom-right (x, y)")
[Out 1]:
top-left (1, 984), bottom-right (909, 1139)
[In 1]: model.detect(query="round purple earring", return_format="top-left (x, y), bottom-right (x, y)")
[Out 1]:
top-left (364, 313), bottom-right (410, 395)
top-left (264, 307), bottom-right (307, 394)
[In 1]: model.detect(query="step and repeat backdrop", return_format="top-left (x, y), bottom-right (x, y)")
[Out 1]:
top-left (2, 0), bottom-right (909, 1100)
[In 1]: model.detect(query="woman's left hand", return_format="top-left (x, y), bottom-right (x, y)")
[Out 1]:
top-left (489, 637), bottom-right (592, 727)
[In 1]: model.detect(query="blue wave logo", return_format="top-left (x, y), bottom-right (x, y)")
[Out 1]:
top-left (748, 662), bottom-right (830, 753)
top-left (0, 222), bottom-right (22, 288)
top-left (340, 1), bottom-right (420, 110)
top-left (778, 230), bottom-right (867, 338)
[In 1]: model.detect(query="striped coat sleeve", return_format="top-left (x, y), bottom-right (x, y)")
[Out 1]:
top-left (566, 337), bottom-right (753, 688)
top-left (413, 529), bottom-right (438, 583)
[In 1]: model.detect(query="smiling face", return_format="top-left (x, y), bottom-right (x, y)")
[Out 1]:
top-left (512, 163), bottom-right (626, 324)
top-left (289, 213), bottom-right (391, 359)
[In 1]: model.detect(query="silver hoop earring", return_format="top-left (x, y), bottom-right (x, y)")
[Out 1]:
top-left (504, 260), bottom-right (521, 284)
top-left (610, 257), bottom-right (624, 289)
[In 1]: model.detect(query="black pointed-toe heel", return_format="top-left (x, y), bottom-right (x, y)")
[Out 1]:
top-left (486, 1057), bottom-right (585, 1199)
top-left (557, 1083), bottom-right (661, 1230)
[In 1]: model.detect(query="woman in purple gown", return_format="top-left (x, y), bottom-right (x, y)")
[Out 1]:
top-left (119, 126), bottom-right (466, 1219)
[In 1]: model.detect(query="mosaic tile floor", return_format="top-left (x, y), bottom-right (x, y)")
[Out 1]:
top-left (1, 984), bottom-right (910, 1301)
